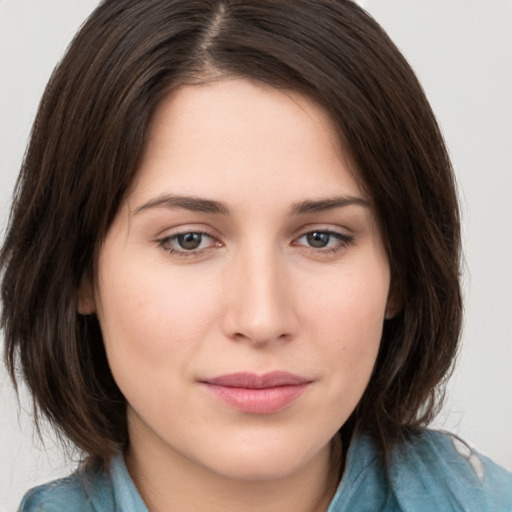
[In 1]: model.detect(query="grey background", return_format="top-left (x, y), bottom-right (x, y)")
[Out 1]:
top-left (1, 0), bottom-right (511, 509)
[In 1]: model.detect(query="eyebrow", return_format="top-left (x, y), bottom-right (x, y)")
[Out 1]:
top-left (133, 195), bottom-right (230, 215)
top-left (289, 196), bottom-right (369, 215)
top-left (132, 193), bottom-right (369, 217)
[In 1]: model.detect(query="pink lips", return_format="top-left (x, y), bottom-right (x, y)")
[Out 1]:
top-left (200, 371), bottom-right (311, 414)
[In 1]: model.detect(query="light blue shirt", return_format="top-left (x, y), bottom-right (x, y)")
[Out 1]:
top-left (18, 430), bottom-right (512, 511)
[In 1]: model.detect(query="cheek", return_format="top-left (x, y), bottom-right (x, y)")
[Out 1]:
top-left (302, 263), bottom-right (389, 384)
top-left (96, 258), bottom-right (222, 382)
top-left (306, 266), bottom-right (388, 337)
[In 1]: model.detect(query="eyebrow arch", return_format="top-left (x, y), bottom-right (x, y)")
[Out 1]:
top-left (133, 194), bottom-right (230, 216)
top-left (289, 196), bottom-right (369, 215)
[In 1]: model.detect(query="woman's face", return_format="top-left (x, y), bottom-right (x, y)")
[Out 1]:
top-left (83, 78), bottom-right (393, 481)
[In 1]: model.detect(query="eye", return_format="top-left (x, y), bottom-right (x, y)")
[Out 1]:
top-left (294, 230), bottom-right (353, 252)
top-left (176, 232), bottom-right (205, 250)
top-left (304, 231), bottom-right (331, 248)
top-left (158, 231), bottom-right (220, 255)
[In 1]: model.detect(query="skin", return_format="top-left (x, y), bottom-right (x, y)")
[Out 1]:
top-left (80, 78), bottom-right (394, 511)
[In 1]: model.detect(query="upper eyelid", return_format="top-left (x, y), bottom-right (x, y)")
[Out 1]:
top-left (296, 229), bottom-right (350, 239)
top-left (156, 224), bottom-right (218, 239)
top-left (293, 230), bottom-right (353, 245)
top-left (161, 231), bottom-right (212, 241)
top-left (293, 224), bottom-right (354, 238)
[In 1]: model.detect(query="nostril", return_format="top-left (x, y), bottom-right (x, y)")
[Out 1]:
top-left (230, 329), bottom-right (292, 347)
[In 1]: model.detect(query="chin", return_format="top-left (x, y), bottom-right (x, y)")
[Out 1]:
top-left (210, 456), bottom-right (306, 482)
top-left (195, 434), bottom-right (331, 482)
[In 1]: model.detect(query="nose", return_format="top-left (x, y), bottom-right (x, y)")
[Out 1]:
top-left (222, 246), bottom-right (298, 346)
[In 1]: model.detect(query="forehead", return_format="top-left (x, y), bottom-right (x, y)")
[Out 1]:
top-left (128, 78), bottom-right (363, 208)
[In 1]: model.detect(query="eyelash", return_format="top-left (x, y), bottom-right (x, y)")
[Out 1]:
top-left (157, 229), bottom-right (354, 259)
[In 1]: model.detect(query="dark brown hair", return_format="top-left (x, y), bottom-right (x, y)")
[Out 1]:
top-left (1, 0), bottom-right (462, 467)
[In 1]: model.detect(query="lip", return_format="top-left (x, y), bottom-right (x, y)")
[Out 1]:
top-left (200, 371), bottom-right (312, 414)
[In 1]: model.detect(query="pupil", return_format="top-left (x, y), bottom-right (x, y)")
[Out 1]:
top-left (178, 233), bottom-right (202, 250)
top-left (307, 232), bottom-right (329, 248)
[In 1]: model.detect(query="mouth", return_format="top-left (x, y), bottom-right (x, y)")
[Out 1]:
top-left (199, 371), bottom-right (312, 414)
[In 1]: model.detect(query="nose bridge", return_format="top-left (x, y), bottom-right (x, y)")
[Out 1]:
top-left (223, 241), bottom-right (295, 345)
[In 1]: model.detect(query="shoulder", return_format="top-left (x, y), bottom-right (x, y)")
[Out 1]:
top-left (17, 467), bottom-right (115, 512)
top-left (389, 429), bottom-right (512, 511)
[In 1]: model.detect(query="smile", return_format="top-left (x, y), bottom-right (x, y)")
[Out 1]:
top-left (200, 371), bottom-right (312, 414)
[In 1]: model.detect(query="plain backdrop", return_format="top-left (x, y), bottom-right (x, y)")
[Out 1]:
top-left (1, 0), bottom-right (511, 509)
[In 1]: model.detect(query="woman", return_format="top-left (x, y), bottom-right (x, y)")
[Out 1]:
top-left (1, 0), bottom-right (511, 510)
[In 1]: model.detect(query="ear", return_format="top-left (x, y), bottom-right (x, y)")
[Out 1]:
top-left (77, 273), bottom-right (96, 315)
top-left (385, 278), bottom-right (402, 320)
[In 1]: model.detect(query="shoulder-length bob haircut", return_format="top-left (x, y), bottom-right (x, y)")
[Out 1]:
top-left (1, 0), bottom-right (462, 466)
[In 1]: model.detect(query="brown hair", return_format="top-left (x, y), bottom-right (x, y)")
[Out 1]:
top-left (1, 0), bottom-right (462, 467)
